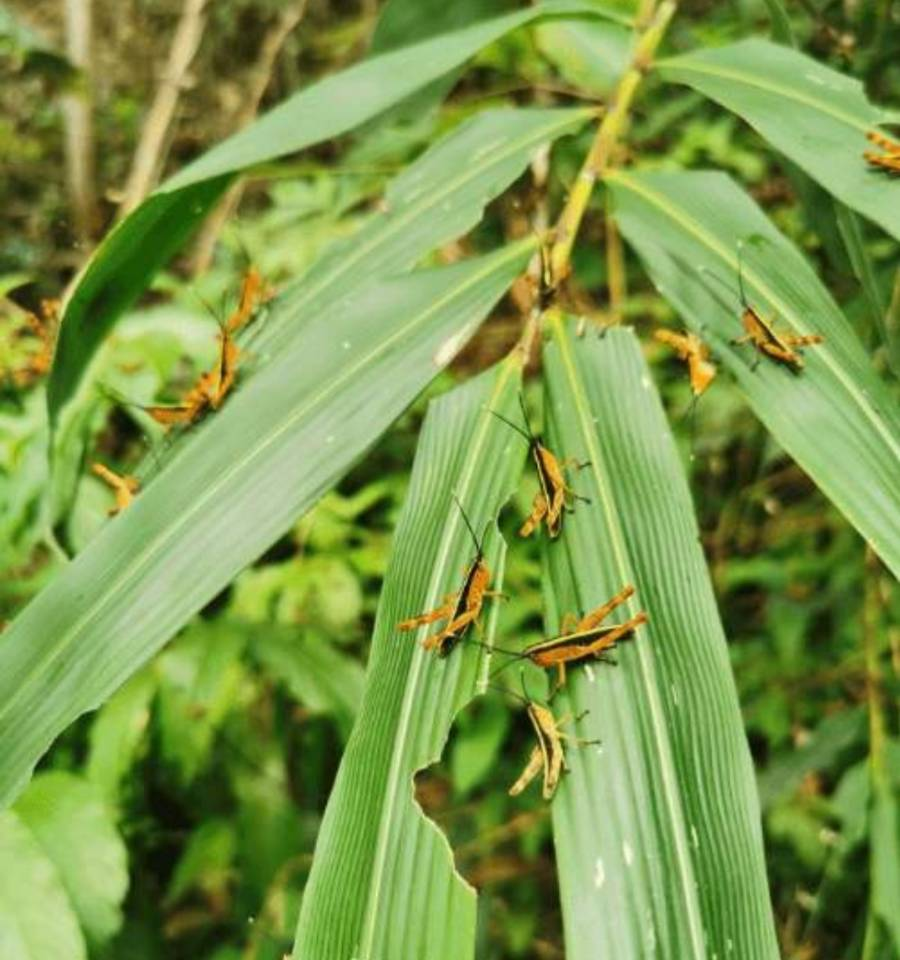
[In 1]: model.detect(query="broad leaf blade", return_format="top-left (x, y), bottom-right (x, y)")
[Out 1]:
top-left (542, 320), bottom-right (779, 959)
top-left (292, 359), bottom-right (526, 960)
top-left (0, 810), bottom-right (86, 960)
top-left (608, 168), bottom-right (900, 580)
top-left (49, 107), bottom-right (590, 521)
top-left (14, 772), bottom-right (128, 948)
top-left (657, 40), bottom-right (900, 242)
top-left (257, 106), bottom-right (592, 356)
top-left (48, 0), bottom-right (611, 421)
top-left (0, 242), bottom-right (532, 808)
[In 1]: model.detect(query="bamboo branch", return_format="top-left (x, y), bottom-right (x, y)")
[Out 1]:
top-left (61, 0), bottom-right (98, 243)
top-left (190, 1), bottom-right (309, 275)
top-left (605, 193), bottom-right (626, 325)
top-left (548, 1), bottom-right (676, 289)
top-left (119, 0), bottom-right (210, 216)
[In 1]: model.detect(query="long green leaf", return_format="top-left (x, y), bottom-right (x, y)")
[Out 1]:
top-left (541, 320), bottom-right (779, 959)
top-left (292, 358), bottom-right (525, 960)
top-left (49, 107), bottom-right (590, 522)
top-left (608, 168), bottom-right (900, 580)
top-left (656, 40), bottom-right (900, 243)
top-left (0, 241), bottom-right (532, 808)
top-left (48, 0), bottom-right (613, 422)
top-left (256, 106), bottom-right (592, 356)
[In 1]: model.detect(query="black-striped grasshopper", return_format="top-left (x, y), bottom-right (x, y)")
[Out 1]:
top-left (397, 496), bottom-right (502, 658)
top-left (488, 395), bottom-right (589, 539)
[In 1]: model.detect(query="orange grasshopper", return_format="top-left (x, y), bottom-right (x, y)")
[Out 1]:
top-left (654, 329), bottom-right (717, 397)
top-left (864, 129), bottom-right (900, 175)
top-left (521, 584), bottom-right (647, 689)
top-left (489, 396), bottom-right (589, 539)
top-left (398, 496), bottom-right (502, 657)
top-left (508, 696), bottom-right (598, 800)
top-left (144, 319), bottom-right (240, 428)
top-left (91, 462), bottom-right (140, 515)
top-left (701, 243), bottom-right (824, 372)
top-left (8, 299), bottom-right (59, 388)
top-left (731, 243), bottom-right (824, 371)
top-left (143, 264), bottom-right (267, 428)
top-left (225, 265), bottom-right (271, 335)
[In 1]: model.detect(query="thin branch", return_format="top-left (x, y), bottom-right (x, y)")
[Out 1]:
top-left (548, 1), bottom-right (676, 289)
top-left (61, 0), bottom-right (98, 243)
top-left (190, 1), bottom-right (309, 274)
top-left (119, 0), bottom-right (210, 217)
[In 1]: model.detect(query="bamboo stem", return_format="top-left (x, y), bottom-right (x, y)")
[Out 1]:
top-left (190, 1), bottom-right (309, 274)
top-left (548, 1), bottom-right (676, 288)
top-left (605, 194), bottom-right (626, 325)
top-left (62, 0), bottom-right (98, 243)
top-left (119, 0), bottom-right (210, 216)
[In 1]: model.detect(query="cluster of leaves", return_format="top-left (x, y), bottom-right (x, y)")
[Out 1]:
top-left (1, 0), bottom-right (899, 958)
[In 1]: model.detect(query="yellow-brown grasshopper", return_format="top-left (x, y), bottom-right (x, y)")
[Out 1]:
top-left (508, 695), bottom-right (599, 801)
top-left (397, 496), bottom-right (502, 658)
top-left (488, 396), bottom-right (589, 539)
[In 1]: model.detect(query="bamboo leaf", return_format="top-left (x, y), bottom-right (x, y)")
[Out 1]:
top-left (49, 107), bottom-right (591, 518)
top-left (657, 39), bottom-right (900, 243)
top-left (256, 106), bottom-right (592, 357)
top-left (607, 168), bottom-right (900, 580)
top-left (541, 319), bottom-right (779, 959)
top-left (0, 241), bottom-right (533, 808)
top-left (48, 0), bottom-right (613, 423)
top-left (291, 358), bottom-right (526, 960)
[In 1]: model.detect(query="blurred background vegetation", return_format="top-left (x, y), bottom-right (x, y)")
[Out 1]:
top-left (1, 0), bottom-right (899, 957)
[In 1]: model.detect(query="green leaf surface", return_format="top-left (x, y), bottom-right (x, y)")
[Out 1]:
top-left (870, 779), bottom-right (900, 953)
top-left (0, 809), bottom-right (85, 960)
top-left (608, 168), bottom-right (900, 580)
top-left (14, 772), bottom-right (128, 948)
top-left (250, 628), bottom-right (365, 739)
top-left (535, 18), bottom-right (632, 96)
top-left (49, 107), bottom-right (590, 519)
top-left (255, 106), bottom-right (592, 358)
top-left (292, 359), bottom-right (526, 960)
top-left (541, 320), bottom-right (778, 959)
top-left (48, 1), bottom-right (610, 422)
top-left (156, 624), bottom-right (247, 784)
top-left (0, 241), bottom-right (532, 808)
top-left (86, 668), bottom-right (156, 804)
top-left (657, 39), bottom-right (900, 243)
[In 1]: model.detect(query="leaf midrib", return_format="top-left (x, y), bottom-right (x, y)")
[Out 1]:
top-left (608, 171), bottom-right (900, 467)
top-left (270, 111), bottom-right (588, 331)
top-left (0, 244), bottom-right (528, 734)
top-left (549, 314), bottom-right (706, 959)
top-left (657, 56), bottom-right (871, 132)
top-left (359, 354), bottom-right (520, 954)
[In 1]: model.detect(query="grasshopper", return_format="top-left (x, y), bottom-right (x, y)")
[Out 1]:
top-left (730, 242), bottom-right (823, 371)
top-left (398, 496), bottom-right (502, 658)
top-left (654, 328), bottom-right (717, 397)
top-left (489, 395), bottom-right (589, 539)
top-left (509, 698), bottom-right (598, 800)
top-left (522, 584), bottom-right (647, 689)
top-left (864, 129), bottom-right (900, 175)
top-left (91, 462), bottom-right (140, 515)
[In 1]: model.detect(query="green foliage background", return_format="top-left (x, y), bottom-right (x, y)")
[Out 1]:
top-left (1, 0), bottom-right (899, 958)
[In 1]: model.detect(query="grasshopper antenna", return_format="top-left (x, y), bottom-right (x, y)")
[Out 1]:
top-left (736, 238), bottom-right (750, 310)
top-left (486, 406), bottom-right (532, 445)
top-left (452, 492), bottom-right (485, 555)
top-left (517, 392), bottom-right (539, 442)
top-left (687, 392), bottom-right (699, 463)
top-left (485, 680), bottom-right (531, 707)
